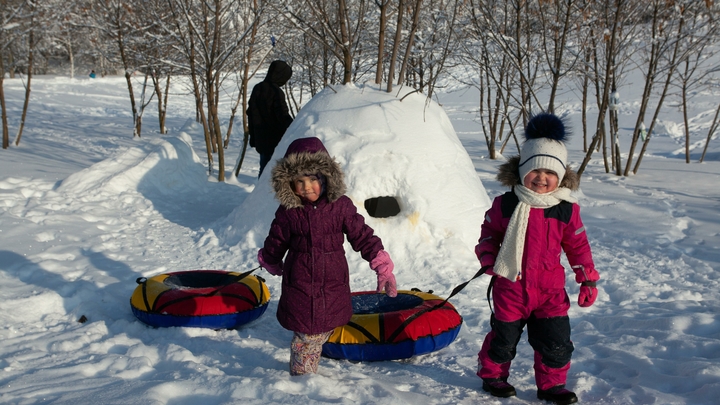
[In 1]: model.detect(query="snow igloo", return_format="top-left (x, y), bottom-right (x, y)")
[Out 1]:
top-left (221, 84), bottom-right (491, 287)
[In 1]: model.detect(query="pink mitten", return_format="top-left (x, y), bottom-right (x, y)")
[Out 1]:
top-left (578, 281), bottom-right (597, 307)
top-left (257, 249), bottom-right (283, 276)
top-left (370, 250), bottom-right (397, 297)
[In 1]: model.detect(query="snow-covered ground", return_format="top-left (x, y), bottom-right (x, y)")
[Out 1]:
top-left (0, 74), bottom-right (718, 405)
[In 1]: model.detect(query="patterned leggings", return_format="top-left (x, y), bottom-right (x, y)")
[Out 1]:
top-left (290, 331), bottom-right (333, 376)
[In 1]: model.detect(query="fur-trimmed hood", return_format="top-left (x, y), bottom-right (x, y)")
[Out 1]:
top-left (497, 155), bottom-right (580, 190)
top-left (270, 137), bottom-right (346, 208)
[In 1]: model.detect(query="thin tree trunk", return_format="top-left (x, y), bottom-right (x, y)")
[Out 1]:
top-left (208, 93), bottom-right (225, 181)
top-left (338, 0), bottom-right (353, 84)
top-left (626, 4), bottom-right (684, 175)
top-left (225, 87), bottom-right (242, 149)
top-left (681, 60), bottom-right (691, 163)
top-left (123, 66), bottom-right (137, 127)
top-left (631, 42), bottom-right (683, 173)
top-left (515, 1), bottom-right (528, 123)
top-left (612, 109), bottom-right (621, 175)
top-left (386, 0), bottom-right (404, 92)
top-left (117, 33), bottom-right (140, 137)
top-left (375, 0), bottom-right (389, 84)
top-left (14, 26), bottom-right (34, 146)
top-left (601, 114), bottom-right (608, 173)
top-left (581, 46), bottom-right (590, 152)
top-left (135, 72), bottom-right (156, 139)
top-left (397, 0), bottom-right (422, 86)
top-left (68, 39), bottom-right (75, 79)
top-left (162, 75), bottom-right (170, 133)
top-left (544, 0), bottom-right (573, 113)
top-left (699, 102), bottom-right (720, 163)
top-left (151, 68), bottom-right (168, 134)
top-left (235, 2), bottom-right (260, 177)
top-left (234, 60), bottom-right (253, 178)
top-left (578, 0), bottom-right (622, 176)
top-left (189, 45), bottom-right (214, 173)
top-left (1, 54), bottom-right (8, 149)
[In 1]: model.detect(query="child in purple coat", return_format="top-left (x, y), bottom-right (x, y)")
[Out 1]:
top-left (475, 113), bottom-right (600, 404)
top-left (258, 136), bottom-right (397, 376)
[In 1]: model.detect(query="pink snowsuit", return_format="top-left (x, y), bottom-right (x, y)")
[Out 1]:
top-left (475, 159), bottom-right (599, 391)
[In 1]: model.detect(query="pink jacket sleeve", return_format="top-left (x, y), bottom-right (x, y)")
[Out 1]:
top-left (563, 204), bottom-right (600, 284)
top-left (475, 196), bottom-right (505, 270)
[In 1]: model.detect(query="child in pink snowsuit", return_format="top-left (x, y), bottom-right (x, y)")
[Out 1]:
top-left (475, 113), bottom-right (599, 405)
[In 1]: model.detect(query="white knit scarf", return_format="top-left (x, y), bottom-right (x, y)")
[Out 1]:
top-left (493, 185), bottom-right (577, 282)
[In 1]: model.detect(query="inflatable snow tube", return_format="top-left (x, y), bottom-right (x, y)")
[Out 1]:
top-left (130, 270), bottom-right (270, 329)
top-left (322, 290), bottom-right (463, 361)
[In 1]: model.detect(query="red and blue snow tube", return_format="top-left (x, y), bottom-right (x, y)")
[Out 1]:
top-left (322, 290), bottom-right (463, 361)
top-left (130, 270), bottom-right (270, 329)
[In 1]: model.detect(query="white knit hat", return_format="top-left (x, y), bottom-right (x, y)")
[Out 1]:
top-left (518, 113), bottom-right (568, 183)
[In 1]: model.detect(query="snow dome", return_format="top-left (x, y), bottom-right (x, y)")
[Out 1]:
top-left (219, 83), bottom-right (491, 285)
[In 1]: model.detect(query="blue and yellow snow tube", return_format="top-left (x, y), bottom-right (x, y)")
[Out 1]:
top-left (322, 290), bottom-right (463, 361)
top-left (130, 270), bottom-right (270, 329)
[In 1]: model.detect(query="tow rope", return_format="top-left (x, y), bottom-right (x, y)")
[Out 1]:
top-left (426, 265), bottom-right (492, 312)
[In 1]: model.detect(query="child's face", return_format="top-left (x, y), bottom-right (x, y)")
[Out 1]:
top-left (293, 175), bottom-right (322, 202)
top-left (523, 169), bottom-right (559, 194)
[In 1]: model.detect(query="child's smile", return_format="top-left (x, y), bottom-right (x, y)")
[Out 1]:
top-left (523, 169), bottom-right (559, 194)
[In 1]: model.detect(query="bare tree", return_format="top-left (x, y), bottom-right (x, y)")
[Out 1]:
top-left (457, 0), bottom-right (553, 159)
top-left (396, 0), bottom-right (423, 87)
top-left (617, 1), bottom-right (683, 175)
top-left (85, 1), bottom-right (150, 137)
top-left (536, 0), bottom-right (583, 113)
top-left (165, 0), bottom-right (259, 181)
top-left (671, 2), bottom-right (717, 164)
top-left (629, 0), bottom-right (716, 174)
top-left (466, 0), bottom-right (545, 124)
top-left (1, 0), bottom-right (32, 149)
top-left (233, 0), bottom-right (272, 177)
top-left (374, 0), bottom-right (391, 84)
top-left (133, 0), bottom-right (177, 135)
top-left (458, 0), bottom-right (518, 159)
top-left (43, 1), bottom-right (97, 79)
top-left (577, 0), bottom-right (640, 176)
top-left (12, 1), bottom-right (38, 147)
top-left (272, 0), bottom-right (372, 85)
top-left (405, 0), bottom-right (461, 100)
top-left (386, 0), bottom-right (404, 92)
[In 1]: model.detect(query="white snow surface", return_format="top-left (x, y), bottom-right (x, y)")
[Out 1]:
top-left (1, 75), bottom-right (719, 405)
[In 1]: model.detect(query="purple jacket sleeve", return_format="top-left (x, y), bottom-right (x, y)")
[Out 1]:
top-left (261, 206), bottom-right (292, 266)
top-left (341, 197), bottom-right (384, 263)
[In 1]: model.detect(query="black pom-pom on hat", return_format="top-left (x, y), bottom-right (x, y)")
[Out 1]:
top-left (524, 113), bottom-right (567, 142)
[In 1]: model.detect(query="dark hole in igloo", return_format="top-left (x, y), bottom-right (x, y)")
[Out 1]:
top-left (364, 196), bottom-right (401, 218)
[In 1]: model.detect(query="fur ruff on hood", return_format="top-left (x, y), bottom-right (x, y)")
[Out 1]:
top-left (497, 155), bottom-right (580, 190)
top-left (271, 150), bottom-right (346, 209)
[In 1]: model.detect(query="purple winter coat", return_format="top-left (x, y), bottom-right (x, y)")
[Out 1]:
top-left (260, 137), bottom-right (384, 334)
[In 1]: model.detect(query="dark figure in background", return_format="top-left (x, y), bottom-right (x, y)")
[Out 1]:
top-left (247, 60), bottom-right (294, 178)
